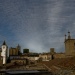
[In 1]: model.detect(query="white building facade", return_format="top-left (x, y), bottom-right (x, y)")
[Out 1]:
top-left (1, 41), bottom-right (8, 65)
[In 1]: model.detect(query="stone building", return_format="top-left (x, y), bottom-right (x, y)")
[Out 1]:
top-left (28, 53), bottom-right (39, 61)
top-left (48, 32), bottom-right (75, 60)
top-left (11, 58), bottom-right (27, 65)
top-left (39, 31), bottom-right (75, 61)
top-left (65, 32), bottom-right (75, 56)
top-left (54, 53), bottom-right (65, 59)
top-left (39, 53), bottom-right (49, 61)
top-left (9, 44), bottom-right (21, 56)
top-left (50, 48), bottom-right (56, 54)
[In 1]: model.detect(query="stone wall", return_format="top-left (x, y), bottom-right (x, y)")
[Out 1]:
top-left (54, 53), bottom-right (66, 59)
top-left (65, 39), bottom-right (75, 56)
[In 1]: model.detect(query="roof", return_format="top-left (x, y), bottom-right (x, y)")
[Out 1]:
top-left (3, 41), bottom-right (6, 45)
top-left (65, 39), bottom-right (75, 42)
top-left (28, 53), bottom-right (39, 57)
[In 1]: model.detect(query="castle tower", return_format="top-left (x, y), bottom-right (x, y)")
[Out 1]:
top-left (17, 44), bottom-right (21, 51)
top-left (68, 31), bottom-right (71, 39)
top-left (64, 32), bottom-right (75, 56)
top-left (50, 48), bottom-right (55, 54)
top-left (17, 44), bottom-right (21, 55)
top-left (9, 44), bottom-right (21, 56)
top-left (1, 41), bottom-right (8, 64)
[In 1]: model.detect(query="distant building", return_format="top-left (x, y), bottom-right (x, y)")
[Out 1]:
top-left (65, 32), bottom-right (75, 56)
top-left (17, 44), bottom-right (21, 55)
top-left (23, 49), bottom-right (29, 53)
top-left (10, 58), bottom-right (28, 65)
top-left (0, 31), bottom-right (75, 64)
top-left (1, 41), bottom-right (8, 65)
top-left (50, 48), bottom-right (56, 54)
top-left (39, 53), bottom-right (49, 61)
top-left (28, 53), bottom-right (39, 61)
top-left (9, 44), bottom-right (21, 56)
top-left (54, 53), bottom-right (65, 59)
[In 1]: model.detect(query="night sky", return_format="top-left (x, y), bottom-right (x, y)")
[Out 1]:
top-left (0, 0), bottom-right (75, 53)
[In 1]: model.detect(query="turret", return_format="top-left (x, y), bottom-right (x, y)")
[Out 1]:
top-left (17, 44), bottom-right (21, 55)
top-left (68, 31), bottom-right (71, 39)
